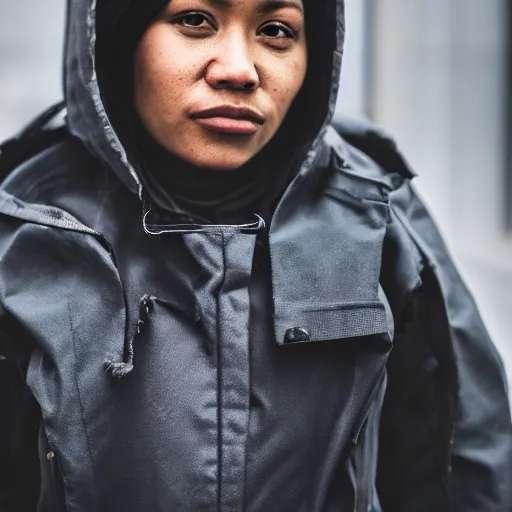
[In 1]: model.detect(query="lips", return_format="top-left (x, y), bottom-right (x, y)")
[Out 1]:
top-left (190, 105), bottom-right (265, 135)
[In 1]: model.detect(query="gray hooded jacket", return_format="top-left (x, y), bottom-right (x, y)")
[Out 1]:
top-left (0, 0), bottom-right (511, 511)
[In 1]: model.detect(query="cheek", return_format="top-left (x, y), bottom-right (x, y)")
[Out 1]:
top-left (268, 54), bottom-right (308, 121)
top-left (134, 28), bottom-right (194, 122)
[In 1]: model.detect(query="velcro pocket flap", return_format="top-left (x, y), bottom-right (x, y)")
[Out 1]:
top-left (275, 300), bottom-right (389, 346)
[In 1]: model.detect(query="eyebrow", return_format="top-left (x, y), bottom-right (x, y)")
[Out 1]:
top-left (257, 0), bottom-right (304, 14)
top-left (205, 0), bottom-right (304, 14)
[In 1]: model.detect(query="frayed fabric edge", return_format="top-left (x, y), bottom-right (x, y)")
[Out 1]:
top-left (106, 294), bottom-right (153, 379)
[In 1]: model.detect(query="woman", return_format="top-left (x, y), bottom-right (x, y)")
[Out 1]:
top-left (1, 0), bottom-right (511, 510)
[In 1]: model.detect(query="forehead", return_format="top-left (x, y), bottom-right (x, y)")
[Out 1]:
top-left (174, 0), bottom-right (304, 13)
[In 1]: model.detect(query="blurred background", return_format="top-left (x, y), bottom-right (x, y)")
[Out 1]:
top-left (0, 0), bottom-right (511, 391)
top-left (336, 0), bottom-right (512, 394)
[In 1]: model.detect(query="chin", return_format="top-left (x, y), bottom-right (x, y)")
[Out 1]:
top-left (182, 151), bottom-right (253, 172)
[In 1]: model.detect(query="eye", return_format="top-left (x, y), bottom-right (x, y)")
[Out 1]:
top-left (259, 22), bottom-right (296, 40)
top-left (174, 11), bottom-right (216, 31)
top-left (180, 13), bottom-right (207, 27)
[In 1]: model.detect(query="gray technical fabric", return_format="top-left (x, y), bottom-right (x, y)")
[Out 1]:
top-left (1, 0), bottom-right (511, 511)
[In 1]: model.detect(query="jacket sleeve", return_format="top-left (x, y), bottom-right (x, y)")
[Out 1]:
top-left (0, 320), bottom-right (41, 511)
top-left (379, 182), bottom-right (512, 512)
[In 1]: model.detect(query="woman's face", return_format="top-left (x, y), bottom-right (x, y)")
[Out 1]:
top-left (134, 0), bottom-right (307, 170)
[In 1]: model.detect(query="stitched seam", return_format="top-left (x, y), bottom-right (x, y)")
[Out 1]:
top-left (274, 301), bottom-right (383, 312)
top-left (66, 296), bottom-right (99, 506)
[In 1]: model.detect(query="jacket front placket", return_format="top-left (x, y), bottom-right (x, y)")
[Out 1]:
top-left (182, 230), bottom-right (257, 512)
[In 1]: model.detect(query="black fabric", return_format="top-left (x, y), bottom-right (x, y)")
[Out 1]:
top-left (0, 102), bottom-right (66, 184)
top-left (0, 359), bottom-right (40, 511)
top-left (96, 0), bottom-right (168, 53)
top-left (377, 273), bottom-right (453, 512)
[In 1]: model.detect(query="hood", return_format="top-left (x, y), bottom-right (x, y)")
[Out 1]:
top-left (64, 0), bottom-right (345, 202)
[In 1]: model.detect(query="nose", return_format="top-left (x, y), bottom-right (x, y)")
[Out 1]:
top-left (204, 32), bottom-right (260, 91)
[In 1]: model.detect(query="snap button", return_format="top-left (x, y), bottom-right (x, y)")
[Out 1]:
top-left (284, 327), bottom-right (311, 344)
